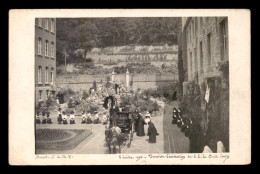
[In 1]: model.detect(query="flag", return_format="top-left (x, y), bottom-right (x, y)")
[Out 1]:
top-left (205, 84), bottom-right (210, 103)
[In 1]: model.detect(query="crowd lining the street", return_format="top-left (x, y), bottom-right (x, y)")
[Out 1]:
top-left (172, 107), bottom-right (226, 153)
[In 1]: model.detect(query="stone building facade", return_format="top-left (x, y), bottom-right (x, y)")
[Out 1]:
top-left (182, 17), bottom-right (229, 84)
top-left (178, 17), bottom-right (229, 152)
top-left (35, 18), bottom-right (56, 106)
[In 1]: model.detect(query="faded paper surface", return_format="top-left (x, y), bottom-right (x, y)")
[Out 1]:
top-left (9, 9), bottom-right (251, 165)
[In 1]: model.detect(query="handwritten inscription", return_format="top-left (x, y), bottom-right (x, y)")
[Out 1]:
top-left (119, 154), bottom-right (229, 163)
top-left (35, 155), bottom-right (74, 159)
top-left (35, 153), bottom-right (229, 163)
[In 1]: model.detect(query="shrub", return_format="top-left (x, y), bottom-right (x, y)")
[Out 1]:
top-left (82, 90), bottom-right (89, 100)
top-left (217, 61), bottom-right (229, 80)
top-left (45, 96), bottom-right (54, 109)
top-left (179, 81), bottom-right (201, 119)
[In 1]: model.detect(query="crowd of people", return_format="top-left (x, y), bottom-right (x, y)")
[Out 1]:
top-left (35, 103), bottom-right (159, 145)
top-left (172, 107), bottom-right (226, 153)
top-left (137, 111), bottom-right (159, 143)
top-left (106, 105), bottom-right (159, 144)
top-left (35, 111), bottom-right (52, 124)
top-left (36, 76), bottom-right (161, 147)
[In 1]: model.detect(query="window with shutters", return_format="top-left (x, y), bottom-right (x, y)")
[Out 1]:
top-left (45, 19), bottom-right (49, 30)
top-left (45, 40), bottom-right (49, 57)
top-left (50, 42), bottom-right (55, 58)
top-left (45, 67), bottom-right (49, 83)
top-left (207, 33), bottom-right (212, 68)
top-left (39, 90), bottom-right (43, 100)
top-left (220, 19), bottom-right (228, 60)
top-left (51, 19), bottom-right (55, 33)
top-left (38, 66), bottom-right (42, 83)
top-left (200, 41), bottom-right (204, 73)
top-left (38, 18), bottom-right (42, 27)
top-left (190, 51), bottom-right (193, 77)
top-left (46, 90), bottom-right (49, 98)
top-left (50, 71), bottom-right (54, 84)
top-left (38, 38), bottom-right (42, 55)
top-left (194, 47), bottom-right (198, 72)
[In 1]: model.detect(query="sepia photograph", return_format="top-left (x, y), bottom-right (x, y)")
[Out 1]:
top-left (34, 17), bottom-right (229, 154)
top-left (9, 9), bottom-right (250, 165)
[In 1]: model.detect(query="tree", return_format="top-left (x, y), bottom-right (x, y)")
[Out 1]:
top-left (56, 17), bottom-right (181, 66)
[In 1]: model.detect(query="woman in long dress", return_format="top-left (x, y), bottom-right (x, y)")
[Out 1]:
top-left (147, 121), bottom-right (159, 143)
top-left (136, 114), bottom-right (146, 137)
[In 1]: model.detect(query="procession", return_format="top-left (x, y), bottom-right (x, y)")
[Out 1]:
top-left (35, 17), bottom-right (229, 154)
top-left (35, 71), bottom-right (162, 154)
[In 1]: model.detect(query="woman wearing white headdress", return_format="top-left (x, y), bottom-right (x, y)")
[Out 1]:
top-left (42, 111), bottom-right (47, 124)
top-left (93, 111), bottom-right (99, 124)
top-left (70, 110), bottom-right (75, 124)
top-left (36, 111), bottom-right (41, 124)
top-left (144, 111), bottom-right (151, 134)
top-left (62, 111), bottom-right (68, 124)
top-left (86, 113), bottom-right (93, 124)
top-left (217, 141), bottom-right (226, 153)
top-left (145, 111), bottom-right (151, 123)
top-left (202, 146), bottom-right (213, 153)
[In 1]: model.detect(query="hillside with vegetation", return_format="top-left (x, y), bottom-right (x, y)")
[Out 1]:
top-left (56, 18), bottom-right (181, 66)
